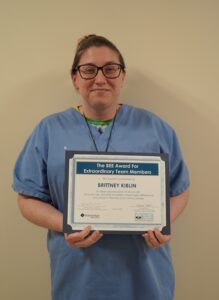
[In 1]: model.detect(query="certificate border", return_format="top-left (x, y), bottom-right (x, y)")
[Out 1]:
top-left (63, 151), bottom-right (170, 235)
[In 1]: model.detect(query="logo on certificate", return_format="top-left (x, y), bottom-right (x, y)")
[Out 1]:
top-left (135, 212), bottom-right (154, 222)
top-left (80, 213), bottom-right (100, 219)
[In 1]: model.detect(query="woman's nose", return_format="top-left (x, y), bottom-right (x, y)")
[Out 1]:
top-left (94, 69), bottom-right (107, 83)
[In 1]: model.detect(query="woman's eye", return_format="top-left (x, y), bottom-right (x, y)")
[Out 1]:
top-left (104, 65), bottom-right (117, 73)
top-left (82, 67), bottom-right (96, 74)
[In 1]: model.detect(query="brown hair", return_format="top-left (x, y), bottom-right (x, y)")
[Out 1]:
top-left (71, 34), bottom-right (126, 76)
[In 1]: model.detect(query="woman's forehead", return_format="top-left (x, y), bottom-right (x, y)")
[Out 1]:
top-left (78, 46), bottom-right (120, 65)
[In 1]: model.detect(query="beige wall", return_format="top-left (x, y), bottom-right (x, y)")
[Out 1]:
top-left (1, 1), bottom-right (219, 299)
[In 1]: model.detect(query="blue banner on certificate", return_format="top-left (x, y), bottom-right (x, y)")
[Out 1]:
top-left (63, 151), bottom-right (170, 235)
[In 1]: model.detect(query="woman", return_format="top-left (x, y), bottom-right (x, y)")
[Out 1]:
top-left (13, 34), bottom-right (189, 300)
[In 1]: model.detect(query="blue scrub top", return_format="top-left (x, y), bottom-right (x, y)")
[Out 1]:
top-left (13, 104), bottom-right (189, 300)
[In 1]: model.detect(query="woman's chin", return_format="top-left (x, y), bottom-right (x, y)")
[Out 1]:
top-left (88, 97), bottom-right (116, 108)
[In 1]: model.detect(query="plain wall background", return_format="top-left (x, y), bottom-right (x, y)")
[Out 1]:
top-left (1, 1), bottom-right (219, 299)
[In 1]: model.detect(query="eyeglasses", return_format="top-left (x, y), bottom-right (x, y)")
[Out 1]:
top-left (75, 63), bottom-right (125, 80)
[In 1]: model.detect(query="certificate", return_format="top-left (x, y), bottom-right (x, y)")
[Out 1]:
top-left (63, 151), bottom-right (170, 235)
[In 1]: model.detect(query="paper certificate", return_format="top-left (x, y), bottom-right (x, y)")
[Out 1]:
top-left (63, 152), bottom-right (170, 234)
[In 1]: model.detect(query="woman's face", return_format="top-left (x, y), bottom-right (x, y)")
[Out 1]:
top-left (72, 46), bottom-right (125, 117)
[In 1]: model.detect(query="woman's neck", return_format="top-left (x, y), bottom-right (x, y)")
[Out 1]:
top-left (79, 104), bottom-right (121, 121)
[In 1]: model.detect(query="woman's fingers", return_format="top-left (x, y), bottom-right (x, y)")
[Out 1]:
top-left (64, 226), bottom-right (103, 248)
top-left (142, 229), bottom-right (171, 249)
top-left (73, 231), bottom-right (103, 248)
top-left (65, 226), bottom-right (91, 244)
top-left (154, 228), bottom-right (171, 245)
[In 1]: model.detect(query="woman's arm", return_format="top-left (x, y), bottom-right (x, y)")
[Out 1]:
top-left (17, 193), bottom-right (103, 247)
top-left (17, 194), bottom-right (63, 232)
top-left (170, 188), bottom-right (189, 223)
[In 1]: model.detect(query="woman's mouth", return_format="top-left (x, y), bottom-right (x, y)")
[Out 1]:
top-left (91, 88), bottom-right (109, 92)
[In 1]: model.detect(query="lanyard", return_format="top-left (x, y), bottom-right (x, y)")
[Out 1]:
top-left (83, 110), bottom-right (118, 152)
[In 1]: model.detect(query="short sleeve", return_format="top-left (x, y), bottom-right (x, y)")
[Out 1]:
top-left (168, 130), bottom-right (190, 197)
top-left (12, 121), bottom-right (51, 202)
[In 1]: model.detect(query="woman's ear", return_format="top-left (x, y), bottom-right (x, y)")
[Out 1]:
top-left (71, 74), bottom-right (79, 91)
top-left (120, 71), bottom-right (126, 88)
top-left (122, 70), bottom-right (126, 81)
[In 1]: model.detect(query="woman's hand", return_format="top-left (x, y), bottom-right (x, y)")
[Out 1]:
top-left (142, 228), bottom-right (171, 249)
top-left (64, 226), bottom-right (103, 248)
top-left (142, 189), bottom-right (189, 249)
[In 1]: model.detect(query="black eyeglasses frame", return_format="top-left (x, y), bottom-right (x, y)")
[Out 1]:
top-left (74, 63), bottom-right (125, 80)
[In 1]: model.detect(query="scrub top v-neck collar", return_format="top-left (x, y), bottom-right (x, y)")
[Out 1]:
top-left (75, 104), bottom-right (124, 152)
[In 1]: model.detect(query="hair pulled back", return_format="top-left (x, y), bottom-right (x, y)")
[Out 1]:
top-left (71, 34), bottom-right (125, 76)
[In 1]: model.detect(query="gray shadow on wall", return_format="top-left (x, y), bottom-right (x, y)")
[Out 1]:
top-left (123, 68), bottom-right (196, 132)
top-left (122, 68), bottom-right (216, 151)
